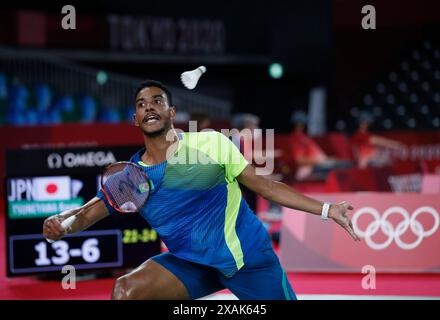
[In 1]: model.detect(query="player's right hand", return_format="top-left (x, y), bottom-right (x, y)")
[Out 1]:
top-left (43, 215), bottom-right (67, 241)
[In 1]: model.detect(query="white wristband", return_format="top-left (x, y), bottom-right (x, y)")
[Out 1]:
top-left (321, 202), bottom-right (331, 221)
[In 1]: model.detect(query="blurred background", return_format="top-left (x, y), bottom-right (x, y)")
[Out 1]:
top-left (1, 0), bottom-right (440, 299)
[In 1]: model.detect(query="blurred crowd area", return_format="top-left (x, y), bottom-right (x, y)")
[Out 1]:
top-left (1, 36), bottom-right (438, 129)
top-left (0, 72), bottom-right (131, 125)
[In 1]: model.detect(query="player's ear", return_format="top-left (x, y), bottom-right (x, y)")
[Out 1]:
top-left (170, 106), bottom-right (176, 121)
top-left (133, 112), bottom-right (140, 127)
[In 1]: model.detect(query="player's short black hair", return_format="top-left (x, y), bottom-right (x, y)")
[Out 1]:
top-left (135, 80), bottom-right (173, 106)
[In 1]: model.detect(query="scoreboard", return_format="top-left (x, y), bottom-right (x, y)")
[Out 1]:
top-left (5, 145), bottom-right (161, 277)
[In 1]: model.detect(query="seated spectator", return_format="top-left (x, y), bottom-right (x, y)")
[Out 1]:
top-left (289, 111), bottom-right (351, 180)
top-left (351, 111), bottom-right (405, 168)
top-left (231, 113), bottom-right (261, 162)
top-left (189, 112), bottom-right (211, 132)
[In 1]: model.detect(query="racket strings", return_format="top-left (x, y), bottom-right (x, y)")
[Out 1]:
top-left (102, 163), bottom-right (150, 212)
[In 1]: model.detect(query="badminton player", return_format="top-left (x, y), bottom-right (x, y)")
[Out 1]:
top-left (43, 80), bottom-right (360, 300)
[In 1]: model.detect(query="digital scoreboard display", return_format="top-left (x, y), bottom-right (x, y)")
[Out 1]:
top-left (5, 146), bottom-right (161, 277)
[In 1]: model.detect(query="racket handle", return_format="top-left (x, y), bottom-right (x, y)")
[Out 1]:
top-left (61, 215), bottom-right (78, 229)
top-left (46, 215), bottom-right (78, 243)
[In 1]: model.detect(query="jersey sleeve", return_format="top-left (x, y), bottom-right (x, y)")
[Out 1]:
top-left (96, 188), bottom-right (117, 215)
top-left (214, 131), bottom-right (249, 182)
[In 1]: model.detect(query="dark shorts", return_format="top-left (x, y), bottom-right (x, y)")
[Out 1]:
top-left (151, 241), bottom-right (296, 300)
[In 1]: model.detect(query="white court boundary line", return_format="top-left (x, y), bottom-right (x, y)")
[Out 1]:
top-left (201, 293), bottom-right (440, 300)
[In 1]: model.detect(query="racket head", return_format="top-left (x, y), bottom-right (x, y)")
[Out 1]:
top-left (100, 161), bottom-right (151, 213)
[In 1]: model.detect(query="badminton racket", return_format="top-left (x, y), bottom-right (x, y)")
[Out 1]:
top-left (46, 161), bottom-right (151, 243)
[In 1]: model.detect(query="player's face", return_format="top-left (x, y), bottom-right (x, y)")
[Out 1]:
top-left (295, 123), bottom-right (305, 132)
top-left (359, 122), bottom-right (370, 131)
top-left (134, 87), bottom-right (176, 137)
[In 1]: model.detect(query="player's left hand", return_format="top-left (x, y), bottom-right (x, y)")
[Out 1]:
top-left (328, 201), bottom-right (360, 241)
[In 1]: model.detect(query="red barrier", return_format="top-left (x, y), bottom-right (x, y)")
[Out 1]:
top-left (324, 163), bottom-right (422, 192)
top-left (279, 193), bottom-right (440, 273)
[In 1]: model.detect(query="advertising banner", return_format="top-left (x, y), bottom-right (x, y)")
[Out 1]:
top-left (280, 193), bottom-right (440, 273)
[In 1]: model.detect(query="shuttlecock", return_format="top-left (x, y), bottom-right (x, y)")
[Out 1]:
top-left (181, 66), bottom-right (206, 90)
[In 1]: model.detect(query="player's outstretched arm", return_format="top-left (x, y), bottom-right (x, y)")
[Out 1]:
top-left (42, 197), bottom-right (109, 242)
top-left (237, 165), bottom-right (360, 241)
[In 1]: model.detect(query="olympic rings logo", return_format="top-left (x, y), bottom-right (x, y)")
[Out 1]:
top-left (352, 206), bottom-right (440, 250)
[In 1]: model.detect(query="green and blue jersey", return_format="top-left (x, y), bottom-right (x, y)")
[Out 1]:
top-left (98, 131), bottom-right (268, 277)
